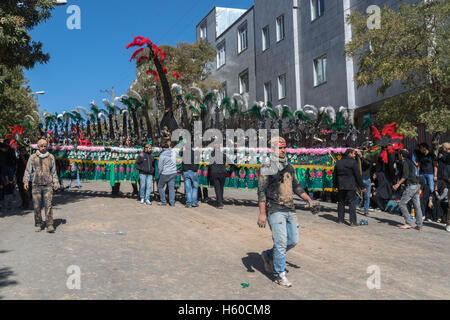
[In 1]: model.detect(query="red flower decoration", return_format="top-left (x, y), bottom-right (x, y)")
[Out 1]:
top-left (327, 170), bottom-right (332, 176)
top-left (197, 170), bottom-right (201, 175)
top-left (126, 36), bottom-right (151, 49)
top-left (311, 172), bottom-right (316, 178)
top-left (162, 66), bottom-right (168, 74)
top-left (316, 171), bottom-right (323, 178)
top-left (130, 48), bottom-right (145, 62)
top-left (172, 71), bottom-right (181, 80)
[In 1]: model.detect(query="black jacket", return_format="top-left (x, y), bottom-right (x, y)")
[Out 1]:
top-left (333, 156), bottom-right (364, 190)
top-left (209, 151), bottom-right (230, 178)
top-left (181, 149), bottom-right (199, 172)
top-left (374, 171), bottom-right (392, 200)
top-left (437, 151), bottom-right (450, 187)
top-left (135, 152), bottom-right (155, 175)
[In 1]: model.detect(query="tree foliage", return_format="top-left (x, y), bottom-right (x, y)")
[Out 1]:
top-left (0, 0), bottom-right (55, 70)
top-left (345, 0), bottom-right (449, 137)
top-left (131, 40), bottom-right (219, 105)
top-left (0, 65), bottom-right (39, 137)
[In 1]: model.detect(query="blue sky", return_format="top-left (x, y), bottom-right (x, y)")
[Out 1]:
top-left (25, 0), bottom-right (253, 114)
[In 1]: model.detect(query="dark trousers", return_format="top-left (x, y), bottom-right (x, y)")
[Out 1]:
top-left (17, 178), bottom-right (32, 208)
top-left (198, 187), bottom-right (209, 202)
top-left (337, 190), bottom-right (358, 224)
top-left (112, 183), bottom-right (120, 195)
top-left (212, 175), bottom-right (226, 206)
top-left (372, 194), bottom-right (388, 211)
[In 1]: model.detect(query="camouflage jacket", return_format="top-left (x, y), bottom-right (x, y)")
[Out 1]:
top-left (257, 162), bottom-right (306, 215)
top-left (23, 152), bottom-right (59, 187)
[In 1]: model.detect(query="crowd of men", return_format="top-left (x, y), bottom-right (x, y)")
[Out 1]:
top-left (1, 137), bottom-right (449, 287)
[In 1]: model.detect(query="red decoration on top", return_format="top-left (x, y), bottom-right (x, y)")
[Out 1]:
top-left (130, 48), bottom-right (145, 62)
top-left (127, 36), bottom-right (179, 84)
top-left (172, 71), bottom-right (181, 80)
top-left (371, 122), bottom-right (404, 164)
top-left (126, 36), bottom-right (152, 49)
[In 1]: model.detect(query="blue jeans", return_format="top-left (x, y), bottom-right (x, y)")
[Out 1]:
top-left (158, 173), bottom-right (176, 205)
top-left (362, 179), bottom-right (371, 213)
top-left (420, 174), bottom-right (434, 193)
top-left (139, 174), bottom-right (153, 201)
top-left (67, 170), bottom-right (81, 188)
top-left (264, 211), bottom-right (299, 277)
top-left (183, 171), bottom-right (199, 206)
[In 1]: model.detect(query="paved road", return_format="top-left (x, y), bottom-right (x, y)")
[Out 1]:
top-left (0, 182), bottom-right (449, 299)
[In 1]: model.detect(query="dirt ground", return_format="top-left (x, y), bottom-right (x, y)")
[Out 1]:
top-left (0, 181), bottom-right (449, 300)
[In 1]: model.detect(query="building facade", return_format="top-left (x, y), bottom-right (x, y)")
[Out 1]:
top-left (196, 0), bottom-right (420, 124)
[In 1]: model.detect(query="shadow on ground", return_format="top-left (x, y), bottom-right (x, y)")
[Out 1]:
top-left (0, 250), bottom-right (18, 299)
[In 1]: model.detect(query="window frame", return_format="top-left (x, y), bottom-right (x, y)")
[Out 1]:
top-left (216, 41), bottom-right (226, 69)
top-left (313, 54), bottom-right (327, 87)
top-left (262, 25), bottom-right (270, 52)
top-left (237, 22), bottom-right (248, 54)
top-left (239, 69), bottom-right (249, 95)
top-left (310, 0), bottom-right (325, 22)
top-left (278, 74), bottom-right (287, 100)
top-left (264, 81), bottom-right (272, 104)
top-left (276, 15), bottom-right (285, 43)
top-left (200, 22), bottom-right (207, 40)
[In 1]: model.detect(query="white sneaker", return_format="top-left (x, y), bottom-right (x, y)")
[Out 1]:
top-left (274, 272), bottom-right (292, 287)
top-left (145, 200), bottom-right (152, 205)
top-left (140, 199), bottom-right (145, 204)
top-left (446, 225), bottom-right (450, 232)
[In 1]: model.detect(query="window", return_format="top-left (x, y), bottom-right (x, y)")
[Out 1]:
top-left (264, 81), bottom-right (272, 104)
top-left (311, 0), bottom-right (325, 21)
top-left (239, 70), bottom-right (249, 94)
top-left (313, 55), bottom-right (327, 86)
top-left (262, 25), bottom-right (270, 51)
top-left (278, 74), bottom-right (286, 99)
top-left (200, 23), bottom-right (207, 40)
top-left (276, 15), bottom-right (285, 42)
top-left (217, 41), bottom-right (226, 69)
top-left (238, 23), bottom-right (248, 53)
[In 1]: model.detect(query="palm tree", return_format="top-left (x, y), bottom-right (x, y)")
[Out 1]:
top-left (89, 100), bottom-right (102, 138)
top-left (102, 98), bottom-right (117, 139)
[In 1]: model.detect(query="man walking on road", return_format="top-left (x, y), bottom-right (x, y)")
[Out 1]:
top-left (257, 136), bottom-right (315, 287)
top-left (394, 149), bottom-right (423, 231)
top-left (135, 144), bottom-right (155, 205)
top-left (23, 139), bottom-right (59, 233)
top-left (333, 148), bottom-right (366, 226)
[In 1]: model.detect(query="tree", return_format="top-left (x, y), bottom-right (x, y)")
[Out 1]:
top-left (0, 66), bottom-right (39, 137)
top-left (0, 0), bottom-right (55, 70)
top-left (345, 0), bottom-right (449, 139)
top-left (130, 40), bottom-right (219, 136)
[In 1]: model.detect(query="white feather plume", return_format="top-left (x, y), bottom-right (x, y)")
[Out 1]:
top-left (171, 83), bottom-right (183, 96)
top-left (339, 106), bottom-right (349, 121)
top-left (25, 115), bottom-right (36, 123)
top-left (97, 113), bottom-right (107, 122)
top-left (189, 86), bottom-right (204, 99)
top-left (129, 89), bottom-right (142, 101)
top-left (76, 106), bottom-right (90, 117)
top-left (324, 106), bottom-right (336, 123)
top-left (303, 105), bottom-right (318, 121)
